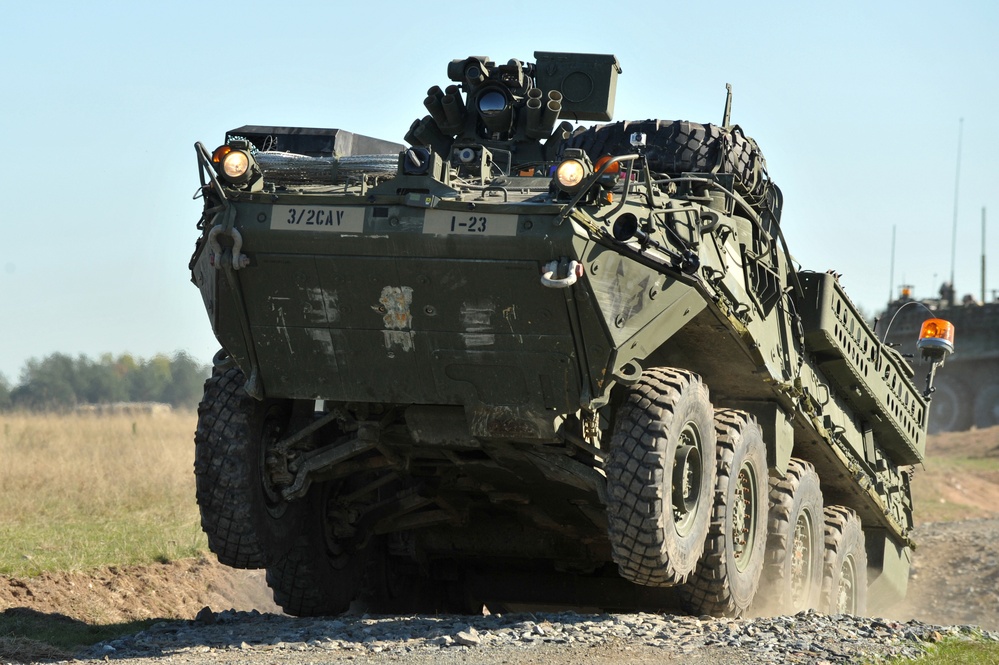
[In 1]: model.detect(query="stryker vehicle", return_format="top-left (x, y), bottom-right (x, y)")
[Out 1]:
top-left (880, 285), bottom-right (995, 433)
top-left (190, 52), bottom-right (951, 618)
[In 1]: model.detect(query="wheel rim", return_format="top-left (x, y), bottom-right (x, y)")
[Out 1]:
top-left (837, 554), bottom-right (858, 614)
top-left (321, 485), bottom-right (356, 570)
top-left (789, 510), bottom-right (815, 608)
top-left (260, 413), bottom-right (291, 517)
top-left (672, 422), bottom-right (703, 536)
top-left (731, 462), bottom-right (758, 573)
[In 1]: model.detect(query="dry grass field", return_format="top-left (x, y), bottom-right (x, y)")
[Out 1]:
top-left (2, 409), bottom-right (997, 578)
top-left (0, 410), bottom-right (206, 577)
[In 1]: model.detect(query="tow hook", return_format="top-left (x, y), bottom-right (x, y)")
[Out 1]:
top-left (208, 225), bottom-right (250, 270)
top-left (541, 259), bottom-right (583, 288)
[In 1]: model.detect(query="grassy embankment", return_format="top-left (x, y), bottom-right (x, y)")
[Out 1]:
top-left (910, 427), bottom-right (999, 524)
top-left (876, 639), bottom-right (999, 664)
top-left (0, 410), bottom-right (206, 658)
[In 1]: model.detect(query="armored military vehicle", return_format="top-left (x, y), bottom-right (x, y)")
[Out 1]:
top-left (880, 285), bottom-right (996, 433)
top-left (190, 52), bottom-right (949, 619)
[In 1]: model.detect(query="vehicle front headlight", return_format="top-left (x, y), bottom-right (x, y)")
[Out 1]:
top-left (554, 158), bottom-right (589, 193)
top-left (222, 150), bottom-right (251, 179)
top-left (211, 141), bottom-right (260, 188)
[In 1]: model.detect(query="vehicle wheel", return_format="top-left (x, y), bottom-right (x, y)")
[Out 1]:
top-left (927, 374), bottom-right (972, 433)
top-left (265, 482), bottom-right (369, 617)
top-left (679, 410), bottom-right (768, 617)
top-left (565, 119), bottom-right (771, 205)
top-left (821, 506), bottom-right (868, 615)
top-left (972, 380), bottom-right (999, 430)
top-left (758, 459), bottom-right (824, 614)
top-left (605, 368), bottom-right (716, 587)
top-left (366, 559), bottom-right (430, 614)
top-left (194, 365), bottom-right (303, 569)
top-left (265, 536), bottom-right (367, 617)
top-left (368, 557), bottom-right (480, 615)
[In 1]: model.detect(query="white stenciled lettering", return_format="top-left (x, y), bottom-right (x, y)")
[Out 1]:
top-left (271, 206), bottom-right (364, 233)
top-left (424, 210), bottom-right (518, 236)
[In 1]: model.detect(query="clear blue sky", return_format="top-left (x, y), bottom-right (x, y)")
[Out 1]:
top-left (2, 1), bottom-right (997, 383)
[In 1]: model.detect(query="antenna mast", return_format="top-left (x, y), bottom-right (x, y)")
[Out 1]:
top-left (949, 118), bottom-right (963, 291)
top-left (889, 224), bottom-right (896, 302)
top-left (722, 83), bottom-right (733, 127)
top-left (983, 207), bottom-right (988, 303)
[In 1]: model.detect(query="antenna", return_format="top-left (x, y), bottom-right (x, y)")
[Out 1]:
top-left (949, 118), bottom-right (963, 294)
top-left (889, 224), bottom-right (896, 303)
top-left (722, 83), bottom-right (732, 127)
top-left (983, 206), bottom-right (988, 304)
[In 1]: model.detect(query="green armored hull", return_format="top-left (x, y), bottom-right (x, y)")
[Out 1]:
top-left (190, 52), bottom-right (934, 618)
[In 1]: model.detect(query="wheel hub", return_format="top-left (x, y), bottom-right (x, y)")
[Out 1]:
top-left (790, 511), bottom-right (814, 607)
top-left (838, 554), bottom-right (857, 614)
top-left (731, 464), bottom-right (756, 572)
top-left (672, 423), bottom-right (703, 535)
top-left (673, 445), bottom-right (701, 512)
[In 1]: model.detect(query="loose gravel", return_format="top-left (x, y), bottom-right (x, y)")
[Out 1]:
top-left (69, 608), bottom-right (999, 665)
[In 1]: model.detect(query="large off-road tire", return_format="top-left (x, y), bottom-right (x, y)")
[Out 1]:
top-left (265, 483), bottom-right (369, 617)
top-left (265, 535), bottom-right (367, 617)
top-left (679, 410), bottom-right (768, 617)
top-left (194, 365), bottom-right (303, 569)
top-left (605, 368), bottom-right (716, 587)
top-left (758, 459), bottom-right (824, 614)
top-left (927, 374), bottom-right (972, 433)
top-left (821, 506), bottom-right (868, 615)
top-left (367, 555), bottom-right (480, 615)
top-left (565, 119), bottom-right (770, 204)
top-left (972, 380), bottom-right (999, 430)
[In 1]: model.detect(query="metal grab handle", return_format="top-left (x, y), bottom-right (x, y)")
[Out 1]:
top-left (541, 260), bottom-right (581, 288)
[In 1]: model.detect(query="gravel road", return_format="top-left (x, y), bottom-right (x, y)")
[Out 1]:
top-left (75, 608), bottom-right (996, 665)
top-left (57, 518), bottom-right (999, 665)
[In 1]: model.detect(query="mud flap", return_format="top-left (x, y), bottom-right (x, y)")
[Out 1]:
top-left (865, 529), bottom-right (911, 613)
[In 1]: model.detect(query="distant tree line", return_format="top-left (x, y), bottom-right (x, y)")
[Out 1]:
top-left (0, 352), bottom-right (211, 411)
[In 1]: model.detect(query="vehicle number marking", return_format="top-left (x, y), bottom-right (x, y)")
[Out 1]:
top-left (423, 210), bottom-right (518, 236)
top-left (271, 205), bottom-right (364, 233)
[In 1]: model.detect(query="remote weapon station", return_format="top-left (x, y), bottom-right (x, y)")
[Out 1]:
top-left (191, 52), bottom-right (951, 617)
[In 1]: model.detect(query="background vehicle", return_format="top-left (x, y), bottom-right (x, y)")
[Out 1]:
top-left (880, 285), bottom-right (997, 432)
top-left (190, 52), bottom-right (945, 618)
